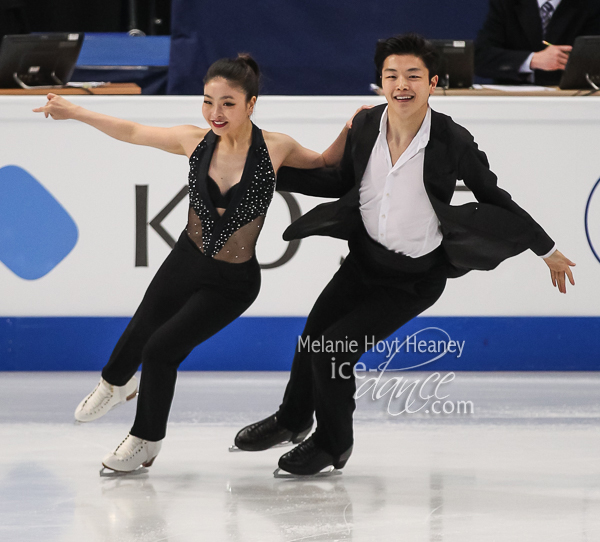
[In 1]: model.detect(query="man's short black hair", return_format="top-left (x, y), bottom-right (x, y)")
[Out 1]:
top-left (374, 33), bottom-right (440, 85)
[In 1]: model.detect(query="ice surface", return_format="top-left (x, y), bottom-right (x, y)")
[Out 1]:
top-left (0, 372), bottom-right (599, 541)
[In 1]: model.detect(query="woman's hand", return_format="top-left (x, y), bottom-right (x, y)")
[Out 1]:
top-left (32, 93), bottom-right (80, 120)
top-left (271, 104), bottom-right (376, 170)
top-left (346, 105), bottom-right (374, 129)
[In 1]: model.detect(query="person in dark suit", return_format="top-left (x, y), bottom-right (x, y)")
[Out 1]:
top-left (475, 0), bottom-right (600, 85)
top-left (234, 34), bottom-right (575, 476)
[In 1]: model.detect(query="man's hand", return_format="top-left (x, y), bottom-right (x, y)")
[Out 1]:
top-left (543, 250), bottom-right (575, 294)
top-left (531, 45), bottom-right (572, 71)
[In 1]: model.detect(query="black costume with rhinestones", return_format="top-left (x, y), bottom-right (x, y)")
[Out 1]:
top-left (187, 123), bottom-right (276, 262)
top-left (101, 123), bottom-right (275, 442)
top-left (206, 176), bottom-right (240, 209)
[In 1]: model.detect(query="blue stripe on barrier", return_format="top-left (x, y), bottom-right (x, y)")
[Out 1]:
top-left (0, 316), bottom-right (598, 371)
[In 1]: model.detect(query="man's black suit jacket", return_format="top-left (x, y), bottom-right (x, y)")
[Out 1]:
top-left (276, 104), bottom-right (554, 278)
top-left (474, 0), bottom-right (600, 85)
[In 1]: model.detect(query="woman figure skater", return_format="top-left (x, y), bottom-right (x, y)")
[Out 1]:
top-left (34, 54), bottom-right (352, 473)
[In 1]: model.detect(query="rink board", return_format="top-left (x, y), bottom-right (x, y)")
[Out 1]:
top-left (0, 316), bottom-right (598, 371)
top-left (1, 96), bottom-right (600, 370)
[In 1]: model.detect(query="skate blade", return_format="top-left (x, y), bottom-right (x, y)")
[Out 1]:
top-left (99, 466), bottom-right (149, 478)
top-left (273, 466), bottom-right (342, 479)
top-left (228, 441), bottom-right (295, 453)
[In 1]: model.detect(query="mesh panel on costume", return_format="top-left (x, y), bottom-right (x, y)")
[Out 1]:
top-left (186, 207), bottom-right (265, 263)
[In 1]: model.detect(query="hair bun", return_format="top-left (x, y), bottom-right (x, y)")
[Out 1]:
top-left (237, 53), bottom-right (260, 77)
top-left (204, 54), bottom-right (261, 99)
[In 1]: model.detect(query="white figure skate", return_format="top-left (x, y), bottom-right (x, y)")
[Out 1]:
top-left (100, 434), bottom-right (162, 474)
top-left (74, 376), bottom-right (137, 423)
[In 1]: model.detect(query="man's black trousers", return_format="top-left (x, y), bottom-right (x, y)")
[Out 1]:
top-left (277, 235), bottom-right (448, 456)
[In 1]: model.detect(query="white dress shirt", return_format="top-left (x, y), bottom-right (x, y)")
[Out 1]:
top-left (359, 106), bottom-right (442, 258)
top-left (359, 106), bottom-right (557, 260)
top-left (519, 0), bottom-right (563, 75)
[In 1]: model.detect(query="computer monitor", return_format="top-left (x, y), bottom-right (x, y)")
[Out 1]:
top-left (430, 39), bottom-right (474, 89)
top-left (0, 33), bottom-right (84, 89)
top-left (559, 36), bottom-right (600, 90)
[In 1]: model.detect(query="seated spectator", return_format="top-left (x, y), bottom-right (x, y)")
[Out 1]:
top-left (475, 0), bottom-right (600, 85)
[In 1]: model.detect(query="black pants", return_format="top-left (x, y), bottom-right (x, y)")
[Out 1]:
top-left (102, 230), bottom-right (261, 441)
top-left (277, 233), bottom-right (447, 456)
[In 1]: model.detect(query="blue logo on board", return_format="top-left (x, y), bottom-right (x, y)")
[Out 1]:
top-left (585, 178), bottom-right (600, 265)
top-left (0, 165), bottom-right (78, 280)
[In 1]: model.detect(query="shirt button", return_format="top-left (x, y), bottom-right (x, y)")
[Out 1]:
top-left (382, 214), bottom-right (386, 218)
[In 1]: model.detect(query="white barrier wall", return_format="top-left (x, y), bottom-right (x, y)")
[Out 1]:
top-left (1, 95), bottom-right (599, 318)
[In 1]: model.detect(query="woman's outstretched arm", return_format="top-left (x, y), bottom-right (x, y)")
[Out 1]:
top-left (33, 93), bottom-right (206, 156)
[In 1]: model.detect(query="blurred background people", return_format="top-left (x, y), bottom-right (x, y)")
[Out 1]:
top-left (475, 0), bottom-right (600, 85)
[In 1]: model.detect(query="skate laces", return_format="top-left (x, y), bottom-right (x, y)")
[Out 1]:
top-left (115, 435), bottom-right (143, 458)
top-left (82, 380), bottom-right (113, 411)
top-left (288, 435), bottom-right (318, 460)
top-left (250, 415), bottom-right (280, 438)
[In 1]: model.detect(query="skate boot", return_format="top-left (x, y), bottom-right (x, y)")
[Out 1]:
top-left (274, 435), bottom-right (352, 478)
top-left (74, 376), bottom-right (137, 423)
top-left (101, 434), bottom-right (162, 474)
top-left (231, 413), bottom-right (313, 452)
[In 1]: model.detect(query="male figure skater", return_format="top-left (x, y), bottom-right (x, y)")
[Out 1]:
top-left (235, 34), bottom-right (575, 477)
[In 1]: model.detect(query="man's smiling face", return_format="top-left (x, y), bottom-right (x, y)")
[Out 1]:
top-left (381, 54), bottom-right (438, 119)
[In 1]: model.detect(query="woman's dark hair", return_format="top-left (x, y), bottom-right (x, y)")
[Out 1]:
top-left (203, 53), bottom-right (261, 101)
top-left (374, 33), bottom-right (440, 85)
